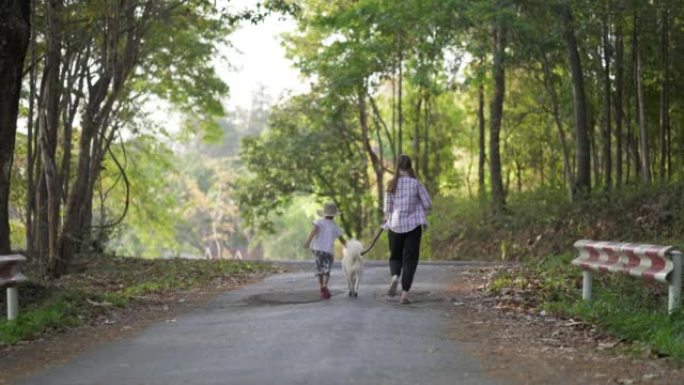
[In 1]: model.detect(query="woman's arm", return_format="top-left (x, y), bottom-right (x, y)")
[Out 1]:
top-left (418, 183), bottom-right (432, 212)
top-left (383, 190), bottom-right (393, 218)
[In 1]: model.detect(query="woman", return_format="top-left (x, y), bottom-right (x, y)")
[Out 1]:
top-left (383, 154), bottom-right (432, 304)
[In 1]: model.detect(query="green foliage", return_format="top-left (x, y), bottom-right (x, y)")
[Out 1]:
top-left (135, 1), bottom-right (232, 117)
top-left (9, 219), bottom-right (25, 251)
top-left (251, 196), bottom-right (316, 260)
top-left (428, 183), bottom-right (684, 261)
top-left (0, 307), bottom-right (70, 345)
top-left (0, 258), bottom-right (275, 345)
top-left (492, 255), bottom-right (684, 359)
top-left (560, 297), bottom-right (684, 359)
top-left (104, 135), bottom-right (182, 257)
top-left (0, 290), bottom-right (110, 345)
top-left (490, 253), bottom-right (578, 303)
top-left (238, 92), bottom-right (372, 237)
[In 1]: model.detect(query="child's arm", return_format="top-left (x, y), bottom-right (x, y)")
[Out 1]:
top-left (304, 225), bottom-right (318, 249)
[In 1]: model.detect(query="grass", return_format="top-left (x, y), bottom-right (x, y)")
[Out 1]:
top-left (434, 182), bottom-right (684, 358)
top-left (491, 255), bottom-right (684, 359)
top-left (0, 258), bottom-right (276, 346)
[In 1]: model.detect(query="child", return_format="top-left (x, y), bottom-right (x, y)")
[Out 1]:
top-left (304, 202), bottom-right (346, 299)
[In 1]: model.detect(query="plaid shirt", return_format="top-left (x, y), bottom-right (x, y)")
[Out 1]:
top-left (383, 176), bottom-right (432, 233)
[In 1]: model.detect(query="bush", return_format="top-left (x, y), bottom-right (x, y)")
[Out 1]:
top-left (428, 183), bottom-right (684, 261)
top-left (491, 255), bottom-right (684, 359)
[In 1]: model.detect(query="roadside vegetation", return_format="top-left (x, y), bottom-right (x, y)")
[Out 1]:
top-left (489, 255), bottom-right (684, 360)
top-left (0, 259), bottom-right (276, 346)
top-left (430, 184), bottom-right (684, 359)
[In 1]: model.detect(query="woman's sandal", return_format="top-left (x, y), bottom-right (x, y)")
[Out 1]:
top-left (388, 275), bottom-right (399, 297)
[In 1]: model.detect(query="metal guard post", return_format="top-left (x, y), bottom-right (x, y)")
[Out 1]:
top-left (669, 251), bottom-right (682, 314)
top-left (582, 270), bottom-right (593, 302)
top-left (0, 254), bottom-right (28, 321)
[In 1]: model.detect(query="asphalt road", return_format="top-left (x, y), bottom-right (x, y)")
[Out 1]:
top-left (17, 263), bottom-right (503, 385)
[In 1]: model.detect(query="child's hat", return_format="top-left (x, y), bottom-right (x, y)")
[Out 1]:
top-left (317, 202), bottom-right (340, 217)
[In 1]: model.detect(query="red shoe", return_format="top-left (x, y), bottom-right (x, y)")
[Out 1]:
top-left (322, 287), bottom-right (331, 299)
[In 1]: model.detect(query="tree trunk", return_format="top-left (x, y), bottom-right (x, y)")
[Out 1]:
top-left (357, 88), bottom-right (384, 219)
top-left (397, 41), bottom-right (403, 156)
top-left (515, 159), bottom-right (522, 192)
top-left (60, 0), bottom-right (150, 274)
top-left (490, 20), bottom-right (506, 212)
top-left (40, 0), bottom-right (64, 274)
top-left (558, 1), bottom-right (591, 197)
top-left (26, 0), bottom-right (37, 255)
top-left (601, 2), bottom-right (612, 188)
top-left (659, 0), bottom-right (670, 180)
top-left (60, 50), bottom-right (86, 205)
top-left (634, 11), bottom-right (650, 184)
top-left (0, 0), bottom-right (31, 254)
top-left (615, 20), bottom-right (624, 186)
top-left (369, 94), bottom-right (396, 161)
top-left (60, 79), bottom-right (107, 272)
top-left (590, 114), bottom-right (600, 186)
top-left (412, 91), bottom-right (422, 176)
top-left (373, 113), bottom-right (385, 207)
top-left (422, 94), bottom-right (430, 187)
top-left (541, 56), bottom-right (574, 199)
top-left (478, 80), bottom-right (486, 198)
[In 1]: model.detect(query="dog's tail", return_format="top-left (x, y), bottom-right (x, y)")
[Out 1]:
top-left (344, 239), bottom-right (364, 259)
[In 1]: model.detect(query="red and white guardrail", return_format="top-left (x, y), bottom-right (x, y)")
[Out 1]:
top-left (572, 240), bottom-right (682, 313)
top-left (0, 254), bottom-right (28, 320)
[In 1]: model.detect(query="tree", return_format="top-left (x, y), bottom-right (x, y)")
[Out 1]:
top-left (15, 0), bottom-right (232, 275)
top-left (557, 1), bottom-right (591, 196)
top-left (0, 0), bottom-right (30, 254)
top-left (238, 92), bottom-right (371, 237)
top-left (489, 1), bottom-right (508, 211)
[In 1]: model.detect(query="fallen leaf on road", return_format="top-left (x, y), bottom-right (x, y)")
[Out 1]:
top-left (598, 341), bottom-right (618, 350)
top-left (86, 299), bottom-right (113, 307)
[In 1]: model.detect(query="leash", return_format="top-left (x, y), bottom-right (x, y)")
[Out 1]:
top-left (361, 227), bottom-right (384, 255)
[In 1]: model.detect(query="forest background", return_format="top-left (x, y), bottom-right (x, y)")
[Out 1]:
top-left (2, 0), bottom-right (684, 278)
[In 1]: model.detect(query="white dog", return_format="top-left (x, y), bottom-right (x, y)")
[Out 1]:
top-left (342, 239), bottom-right (364, 297)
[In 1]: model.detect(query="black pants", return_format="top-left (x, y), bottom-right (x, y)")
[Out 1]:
top-left (388, 225), bottom-right (422, 292)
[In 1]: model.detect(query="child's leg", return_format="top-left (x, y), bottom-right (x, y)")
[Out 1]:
top-left (314, 250), bottom-right (326, 289)
top-left (322, 273), bottom-right (329, 288)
